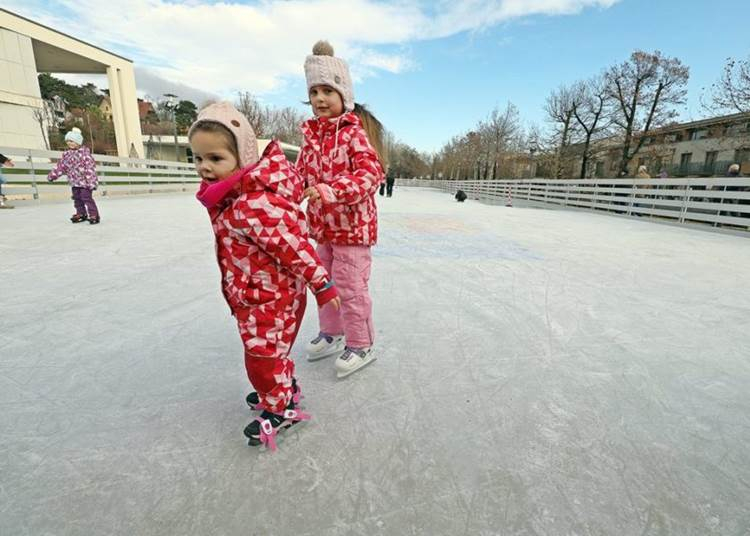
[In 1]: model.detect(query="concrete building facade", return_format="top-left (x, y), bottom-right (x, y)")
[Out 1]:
top-left (0, 9), bottom-right (143, 157)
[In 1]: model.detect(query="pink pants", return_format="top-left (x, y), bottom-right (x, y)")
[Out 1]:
top-left (317, 243), bottom-right (374, 349)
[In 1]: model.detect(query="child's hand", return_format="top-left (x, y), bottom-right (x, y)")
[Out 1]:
top-left (303, 186), bottom-right (320, 201)
top-left (314, 281), bottom-right (339, 309)
top-left (3, 159), bottom-right (14, 168)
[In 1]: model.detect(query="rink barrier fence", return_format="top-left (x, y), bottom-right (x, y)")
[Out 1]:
top-left (0, 145), bottom-right (199, 200)
top-left (400, 177), bottom-right (750, 230)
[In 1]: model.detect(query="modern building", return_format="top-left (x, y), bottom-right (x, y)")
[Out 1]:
top-left (0, 8), bottom-right (143, 157)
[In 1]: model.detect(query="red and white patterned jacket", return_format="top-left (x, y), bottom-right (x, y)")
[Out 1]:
top-left (296, 113), bottom-right (384, 246)
top-left (199, 141), bottom-right (337, 321)
top-left (47, 146), bottom-right (99, 189)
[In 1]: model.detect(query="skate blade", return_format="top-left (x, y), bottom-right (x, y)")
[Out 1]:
top-left (336, 356), bottom-right (377, 379)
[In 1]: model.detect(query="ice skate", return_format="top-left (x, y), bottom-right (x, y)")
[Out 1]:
top-left (306, 332), bottom-right (345, 362)
top-left (244, 402), bottom-right (310, 451)
top-left (335, 347), bottom-right (376, 379)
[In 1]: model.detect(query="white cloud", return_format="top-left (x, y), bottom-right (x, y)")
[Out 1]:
top-left (4, 0), bottom-right (619, 100)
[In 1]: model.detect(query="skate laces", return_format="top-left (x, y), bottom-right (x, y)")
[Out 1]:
top-left (311, 332), bottom-right (333, 345)
top-left (341, 347), bottom-right (366, 361)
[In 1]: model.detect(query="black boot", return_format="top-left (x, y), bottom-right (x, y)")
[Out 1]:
top-left (70, 214), bottom-right (87, 223)
top-left (88, 216), bottom-right (100, 225)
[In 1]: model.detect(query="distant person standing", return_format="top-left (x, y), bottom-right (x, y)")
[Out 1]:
top-left (385, 167), bottom-right (396, 197)
top-left (725, 163), bottom-right (744, 218)
top-left (0, 153), bottom-right (15, 208)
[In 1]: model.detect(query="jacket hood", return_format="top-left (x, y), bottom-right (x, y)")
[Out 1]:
top-left (196, 140), bottom-right (303, 209)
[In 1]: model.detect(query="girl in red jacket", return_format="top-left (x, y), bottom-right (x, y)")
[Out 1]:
top-left (297, 41), bottom-right (385, 378)
top-left (189, 102), bottom-right (340, 450)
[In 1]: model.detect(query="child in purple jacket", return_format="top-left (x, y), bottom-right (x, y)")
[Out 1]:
top-left (48, 128), bottom-right (101, 224)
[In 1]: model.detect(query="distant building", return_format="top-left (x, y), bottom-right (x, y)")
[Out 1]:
top-left (138, 99), bottom-right (157, 123)
top-left (581, 112), bottom-right (750, 178)
top-left (99, 95), bottom-right (113, 122)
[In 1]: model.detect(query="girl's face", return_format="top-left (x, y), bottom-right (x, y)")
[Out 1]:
top-left (309, 85), bottom-right (344, 119)
top-left (190, 130), bottom-right (239, 182)
top-left (66, 140), bottom-right (80, 149)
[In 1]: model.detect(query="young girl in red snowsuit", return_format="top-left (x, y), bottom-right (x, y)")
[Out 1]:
top-left (189, 102), bottom-right (339, 450)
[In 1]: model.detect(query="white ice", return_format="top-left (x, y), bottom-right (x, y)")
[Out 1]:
top-left (1, 187), bottom-right (749, 535)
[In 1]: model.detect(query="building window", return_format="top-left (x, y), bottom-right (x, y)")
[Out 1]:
top-left (704, 151), bottom-right (718, 173)
top-left (680, 153), bottom-right (692, 171)
top-left (595, 161), bottom-right (605, 177)
top-left (735, 148), bottom-right (750, 163)
top-left (690, 129), bottom-right (708, 141)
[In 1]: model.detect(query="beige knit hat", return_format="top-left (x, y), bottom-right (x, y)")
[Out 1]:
top-left (304, 40), bottom-right (354, 112)
top-left (188, 101), bottom-right (259, 167)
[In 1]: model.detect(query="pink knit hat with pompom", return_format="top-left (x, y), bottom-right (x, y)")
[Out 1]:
top-left (304, 40), bottom-right (354, 112)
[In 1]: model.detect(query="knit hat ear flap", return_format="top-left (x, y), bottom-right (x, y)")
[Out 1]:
top-left (304, 40), bottom-right (354, 112)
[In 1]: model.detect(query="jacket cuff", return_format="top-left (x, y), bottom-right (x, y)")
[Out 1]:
top-left (315, 183), bottom-right (337, 204)
top-left (314, 281), bottom-right (339, 307)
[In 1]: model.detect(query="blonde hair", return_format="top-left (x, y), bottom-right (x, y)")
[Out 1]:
top-left (353, 103), bottom-right (387, 169)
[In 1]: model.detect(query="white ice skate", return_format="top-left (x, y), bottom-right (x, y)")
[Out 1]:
top-left (306, 333), bottom-right (345, 362)
top-left (335, 347), bottom-right (376, 379)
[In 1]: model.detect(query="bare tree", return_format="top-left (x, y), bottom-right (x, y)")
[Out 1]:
top-left (32, 107), bottom-right (50, 150)
top-left (480, 103), bottom-right (520, 179)
top-left (705, 55), bottom-right (750, 113)
top-left (265, 106), bottom-right (306, 146)
top-left (571, 76), bottom-right (610, 178)
top-left (606, 50), bottom-right (689, 176)
top-left (235, 91), bottom-right (268, 137)
top-left (545, 85), bottom-right (580, 179)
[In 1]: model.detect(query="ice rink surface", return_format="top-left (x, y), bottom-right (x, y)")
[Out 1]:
top-left (2, 187), bottom-right (749, 535)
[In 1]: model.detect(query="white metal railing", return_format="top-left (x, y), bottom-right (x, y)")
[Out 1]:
top-left (0, 146), bottom-right (199, 200)
top-left (400, 177), bottom-right (750, 230)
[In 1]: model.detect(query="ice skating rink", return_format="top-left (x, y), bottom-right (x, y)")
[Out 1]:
top-left (2, 187), bottom-right (749, 535)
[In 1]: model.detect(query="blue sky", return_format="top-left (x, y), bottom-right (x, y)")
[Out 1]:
top-left (6, 0), bottom-right (749, 152)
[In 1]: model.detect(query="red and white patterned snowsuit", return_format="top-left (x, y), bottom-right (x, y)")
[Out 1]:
top-left (296, 113), bottom-right (384, 246)
top-left (202, 141), bottom-right (335, 413)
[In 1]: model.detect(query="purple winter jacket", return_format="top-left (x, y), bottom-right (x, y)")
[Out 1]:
top-left (48, 146), bottom-right (99, 189)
